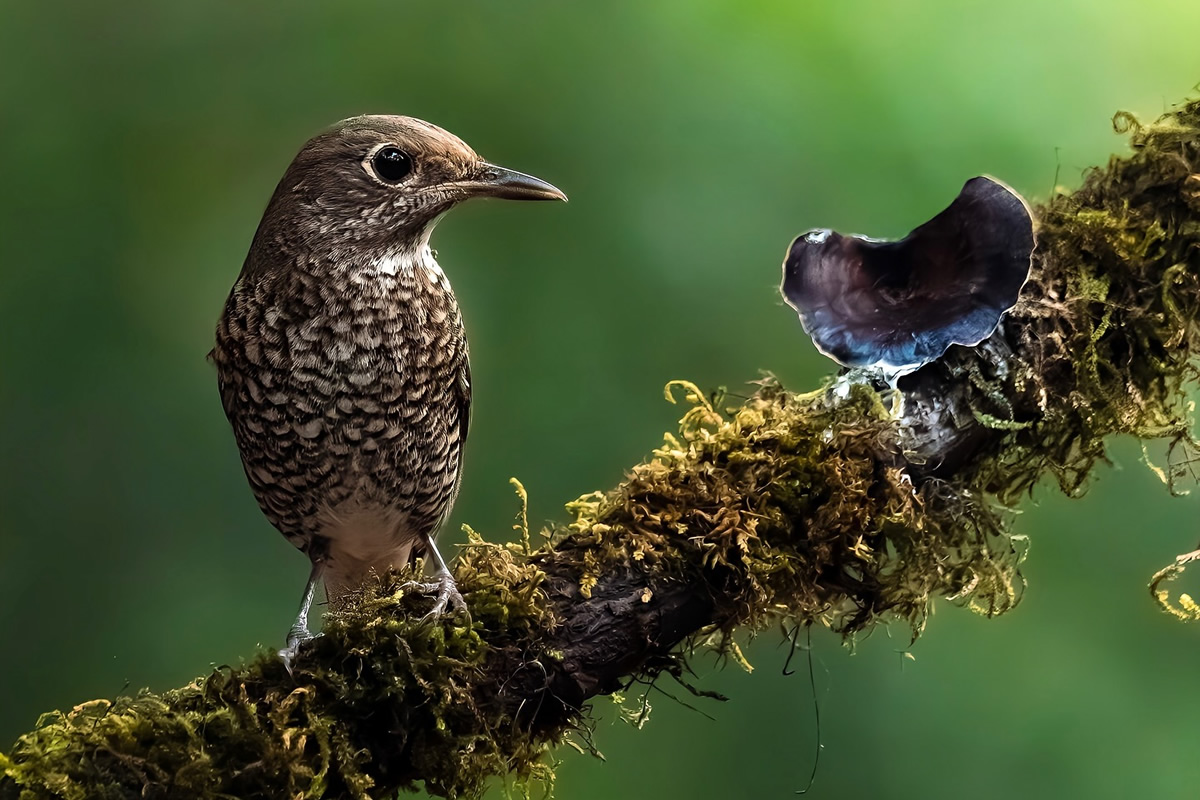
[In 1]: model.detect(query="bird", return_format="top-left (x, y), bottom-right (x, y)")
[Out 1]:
top-left (212, 115), bottom-right (566, 665)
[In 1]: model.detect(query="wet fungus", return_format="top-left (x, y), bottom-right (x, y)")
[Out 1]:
top-left (781, 176), bottom-right (1035, 375)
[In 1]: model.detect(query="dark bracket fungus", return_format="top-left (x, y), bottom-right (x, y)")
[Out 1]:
top-left (781, 176), bottom-right (1035, 375)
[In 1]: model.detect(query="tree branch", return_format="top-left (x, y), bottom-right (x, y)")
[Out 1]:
top-left (5, 98), bottom-right (1200, 800)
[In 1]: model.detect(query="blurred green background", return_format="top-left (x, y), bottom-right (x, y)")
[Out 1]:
top-left (3, 1), bottom-right (1200, 797)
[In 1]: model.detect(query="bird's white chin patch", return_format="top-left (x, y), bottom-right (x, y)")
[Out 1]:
top-left (372, 212), bottom-right (447, 275)
top-left (371, 244), bottom-right (446, 285)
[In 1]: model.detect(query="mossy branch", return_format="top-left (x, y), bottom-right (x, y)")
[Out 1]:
top-left (5, 99), bottom-right (1200, 800)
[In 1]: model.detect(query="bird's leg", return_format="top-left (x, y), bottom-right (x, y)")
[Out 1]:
top-left (401, 536), bottom-right (469, 620)
top-left (278, 559), bottom-right (325, 672)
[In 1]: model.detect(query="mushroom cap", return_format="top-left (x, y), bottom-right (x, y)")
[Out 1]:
top-left (781, 176), bottom-right (1034, 374)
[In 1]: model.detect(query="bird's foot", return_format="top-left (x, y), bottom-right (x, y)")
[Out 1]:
top-left (278, 622), bottom-right (322, 675)
top-left (278, 560), bottom-right (326, 674)
top-left (401, 570), bottom-right (470, 621)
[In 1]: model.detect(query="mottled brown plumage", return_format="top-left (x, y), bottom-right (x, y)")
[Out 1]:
top-left (213, 115), bottom-right (565, 662)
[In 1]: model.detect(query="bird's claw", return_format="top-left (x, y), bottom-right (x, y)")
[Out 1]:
top-left (401, 572), bottom-right (470, 622)
top-left (279, 624), bottom-right (322, 675)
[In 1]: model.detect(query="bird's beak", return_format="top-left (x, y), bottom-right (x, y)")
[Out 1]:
top-left (453, 163), bottom-right (568, 202)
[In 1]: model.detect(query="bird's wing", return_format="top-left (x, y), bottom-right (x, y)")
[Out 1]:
top-left (456, 352), bottom-right (472, 445)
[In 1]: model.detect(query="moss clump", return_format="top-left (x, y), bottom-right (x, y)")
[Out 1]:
top-left (559, 379), bottom-right (1021, 640)
top-left (1, 538), bottom-right (558, 799)
top-left (4, 98), bottom-right (1200, 799)
top-left (934, 101), bottom-right (1200, 502)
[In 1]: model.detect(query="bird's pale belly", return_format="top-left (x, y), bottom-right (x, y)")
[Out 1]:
top-left (314, 497), bottom-right (426, 601)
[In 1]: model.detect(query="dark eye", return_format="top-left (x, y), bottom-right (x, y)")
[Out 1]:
top-left (370, 146), bottom-right (413, 183)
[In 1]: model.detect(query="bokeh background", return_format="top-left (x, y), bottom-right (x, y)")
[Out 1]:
top-left (3, 1), bottom-right (1200, 797)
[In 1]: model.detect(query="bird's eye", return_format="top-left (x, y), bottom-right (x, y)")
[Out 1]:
top-left (370, 146), bottom-right (413, 183)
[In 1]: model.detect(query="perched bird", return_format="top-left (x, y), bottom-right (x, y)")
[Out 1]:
top-left (213, 115), bottom-right (566, 663)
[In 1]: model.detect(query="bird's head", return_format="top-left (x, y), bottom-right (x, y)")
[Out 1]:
top-left (251, 114), bottom-right (566, 262)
